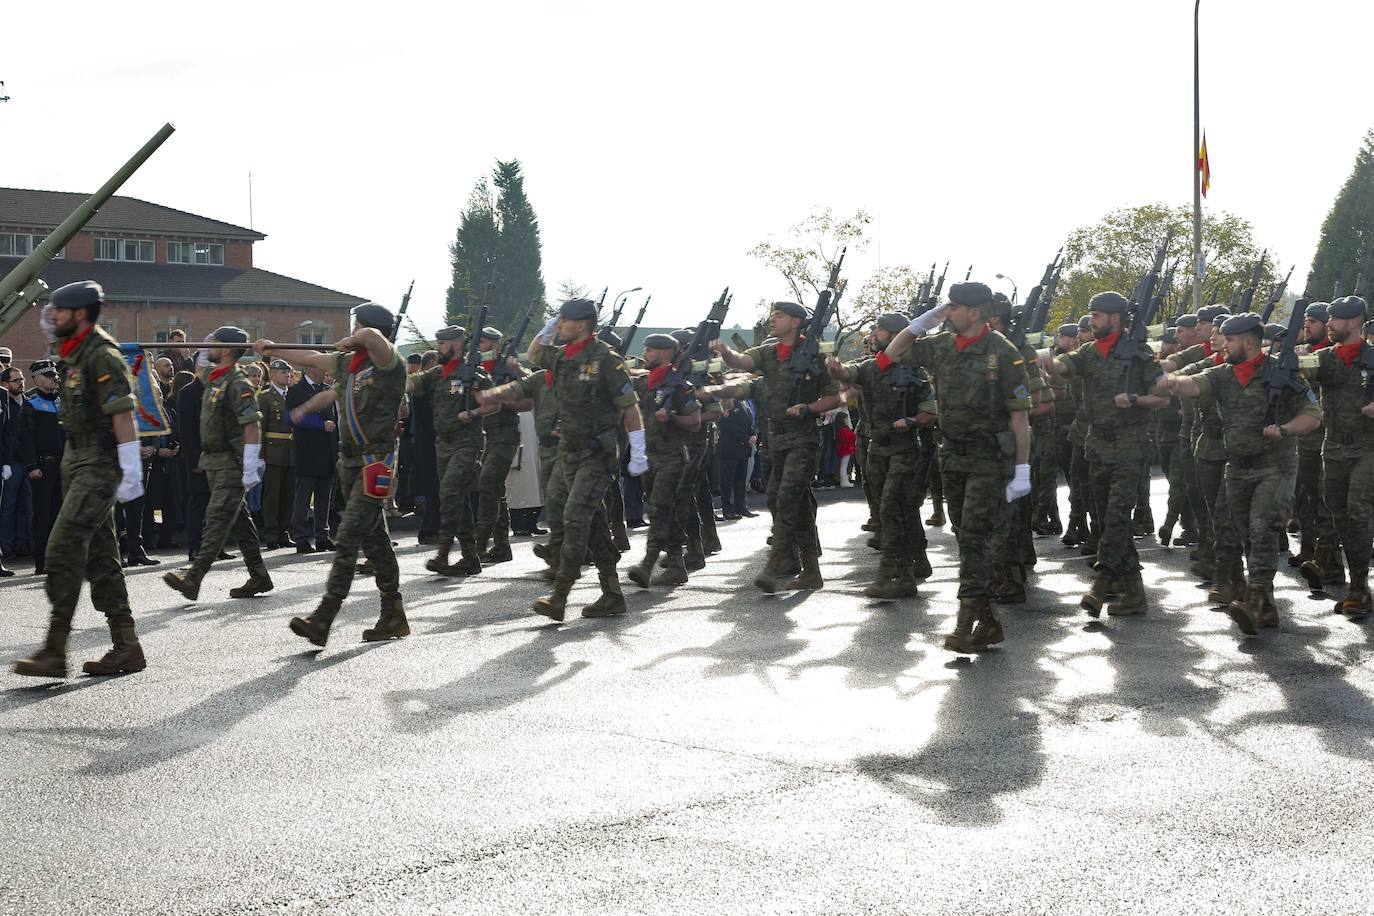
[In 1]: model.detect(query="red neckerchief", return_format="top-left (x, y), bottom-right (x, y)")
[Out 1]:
top-left (1231, 351), bottom-right (1265, 387)
top-left (874, 351), bottom-right (894, 372)
top-left (58, 326), bottom-right (93, 359)
top-left (1311, 338), bottom-right (1330, 351)
top-left (1336, 341), bottom-right (1363, 368)
top-left (647, 366), bottom-right (670, 389)
top-left (209, 365), bottom-right (233, 382)
top-left (548, 337), bottom-right (594, 389)
top-left (1202, 340), bottom-right (1214, 358)
top-left (347, 347), bottom-right (370, 375)
top-left (441, 357), bottom-right (463, 379)
top-left (954, 324), bottom-right (990, 353)
top-left (481, 359), bottom-right (496, 373)
top-left (776, 341), bottom-right (795, 362)
top-left (1094, 330), bottom-right (1121, 358)
top-left (1212, 352), bottom-right (1226, 366)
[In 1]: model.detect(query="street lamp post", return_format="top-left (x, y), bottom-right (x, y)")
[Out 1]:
top-left (610, 286), bottom-right (642, 325)
top-left (995, 273), bottom-right (1019, 305)
top-left (1192, 0), bottom-right (1204, 312)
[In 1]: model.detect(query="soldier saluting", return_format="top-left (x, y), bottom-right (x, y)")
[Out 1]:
top-left (256, 302), bottom-right (409, 646)
top-left (163, 327), bottom-right (274, 602)
top-left (707, 301), bottom-right (844, 593)
top-left (882, 281), bottom-right (1032, 653)
top-left (14, 281), bottom-right (149, 679)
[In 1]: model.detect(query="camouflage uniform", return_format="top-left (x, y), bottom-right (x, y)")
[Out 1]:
top-left (1311, 343), bottom-right (1374, 608)
top-left (512, 369), bottom-right (558, 495)
top-left (258, 382), bottom-right (295, 544)
top-left (411, 359), bottom-right (492, 571)
top-left (1188, 358), bottom-right (1243, 594)
top-left (680, 396), bottom-right (722, 565)
top-left (626, 370), bottom-right (700, 586)
top-left (1295, 342), bottom-right (1340, 575)
top-left (742, 341), bottom-right (841, 585)
top-left (474, 356), bottom-right (525, 557)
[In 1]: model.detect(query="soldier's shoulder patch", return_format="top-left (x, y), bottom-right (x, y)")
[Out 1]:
top-left (1013, 384), bottom-right (1030, 400)
top-left (1306, 389), bottom-right (1318, 403)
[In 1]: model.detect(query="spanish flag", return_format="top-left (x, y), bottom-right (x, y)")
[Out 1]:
top-left (1198, 132), bottom-right (1211, 198)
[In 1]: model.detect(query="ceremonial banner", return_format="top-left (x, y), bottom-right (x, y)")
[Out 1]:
top-left (119, 343), bottom-right (170, 435)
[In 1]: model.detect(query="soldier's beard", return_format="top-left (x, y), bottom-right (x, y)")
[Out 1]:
top-left (1092, 325), bottom-right (1115, 339)
top-left (1225, 351), bottom-right (1248, 365)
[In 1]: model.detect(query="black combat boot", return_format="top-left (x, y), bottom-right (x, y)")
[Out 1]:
top-left (229, 570), bottom-right (274, 598)
top-left (1079, 530), bottom-right (1100, 557)
top-left (789, 551), bottom-right (823, 590)
top-left (911, 550), bottom-right (933, 581)
top-left (425, 536), bottom-right (454, 574)
top-left (290, 596), bottom-right (342, 647)
top-left (684, 538), bottom-right (707, 572)
top-left (484, 526), bottom-right (513, 563)
top-left (1061, 516), bottom-right (1084, 547)
top-left (944, 601), bottom-right (979, 654)
top-left (994, 564), bottom-right (1027, 605)
top-left (473, 527), bottom-right (491, 557)
top-left (1131, 505), bottom-right (1154, 538)
top-left (82, 615), bottom-right (147, 676)
top-left (162, 566), bottom-right (204, 601)
top-left (362, 592), bottom-right (410, 641)
top-left (627, 548), bottom-right (661, 588)
top-left (448, 540), bottom-right (483, 576)
top-left (1158, 510), bottom-right (1177, 548)
top-left (1080, 574), bottom-right (1111, 618)
top-left (582, 570), bottom-right (627, 618)
top-left (651, 548), bottom-right (689, 587)
top-left (969, 600), bottom-right (1005, 650)
top-left (534, 575), bottom-right (574, 622)
top-left (13, 620), bottom-right (71, 679)
top-left (610, 515), bottom-right (631, 554)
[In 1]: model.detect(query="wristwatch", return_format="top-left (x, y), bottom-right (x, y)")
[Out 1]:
top-left (798, 404), bottom-right (811, 417)
top-left (1128, 393), bottom-right (1139, 407)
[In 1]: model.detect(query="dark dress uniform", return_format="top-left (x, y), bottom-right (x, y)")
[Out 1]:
top-left (259, 375), bottom-right (296, 547)
top-left (18, 364), bottom-right (64, 575)
top-left (287, 374), bottom-right (337, 549)
top-left (176, 376), bottom-right (210, 559)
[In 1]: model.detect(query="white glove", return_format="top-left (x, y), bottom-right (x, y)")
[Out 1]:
top-left (116, 441), bottom-right (145, 504)
top-left (627, 428), bottom-right (648, 476)
top-left (907, 303), bottom-right (949, 336)
top-left (1005, 463), bottom-right (1031, 503)
top-left (1, 465), bottom-right (10, 482)
top-left (242, 443), bottom-right (263, 489)
top-left (535, 315), bottom-right (560, 345)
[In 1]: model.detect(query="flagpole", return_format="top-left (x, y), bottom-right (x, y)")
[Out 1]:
top-left (1192, 0), bottom-right (1204, 313)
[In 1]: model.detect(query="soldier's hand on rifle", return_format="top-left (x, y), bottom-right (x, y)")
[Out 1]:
top-left (655, 408), bottom-right (669, 423)
top-left (893, 418), bottom-right (910, 431)
top-left (709, 340), bottom-right (729, 355)
top-left (1113, 393), bottom-right (1137, 409)
top-left (785, 403), bottom-right (810, 419)
top-left (458, 409), bottom-right (474, 424)
top-left (506, 356), bottom-right (520, 374)
top-left (826, 356), bottom-right (843, 375)
top-left (1262, 424), bottom-right (1285, 440)
top-left (914, 412), bottom-right (937, 428)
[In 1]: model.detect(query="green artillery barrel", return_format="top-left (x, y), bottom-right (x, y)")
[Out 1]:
top-left (0, 122), bottom-right (177, 337)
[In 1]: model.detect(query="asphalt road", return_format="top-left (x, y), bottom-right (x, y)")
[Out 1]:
top-left (2, 478), bottom-right (1373, 915)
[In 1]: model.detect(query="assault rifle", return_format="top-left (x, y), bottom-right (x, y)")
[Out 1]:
top-left (602, 292), bottom-right (629, 339)
top-left (963, 264), bottom-right (974, 282)
top-left (1259, 265), bottom-right (1294, 323)
top-left (1262, 290), bottom-right (1310, 427)
top-left (1150, 263), bottom-right (1175, 326)
top-left (619, 296), bottom-right (651, 354)
top-left (1008, 247), bottom-right (1064, 348)
top-left (458, 284), bottom-right (491, 410)
top-left (907, 264), bottom-right (936, 317)
top-left (928, 261), bottom-right (950, 310)
top-left (491, 297), bottom-right (539, 385)
top-left (1113, 229), bottom-right (1173, 395)
top-left (787, 249), bottom-right (846, 403)
top-left (388, 280), bottom-right (415, 343)
top-left (1239, 253), bottom-right (1267, 312)
top-left (1333, 277), bottom-right (1346, 299)
top-left (1355, 249), bottom-right (1373, 299)
top-left (660, 288), bottom-right (729, 389)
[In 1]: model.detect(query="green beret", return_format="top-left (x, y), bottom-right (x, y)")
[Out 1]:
top-left (435, 325), bottom-right (465, 341)
top-left (1220, 313), bottom-right (1263, 336)
top-left (480, 326), bottom-right (502, 341)
top-left (49, 280), bottom-right (103, 310)
top-left (211, 325), bottom-right (249, 344)
top-left (558, 298), bottom-right (597, 321)
top-left (1304, 301), bottom-right (1330, 321)
top-left (1328, 296), bottom-right (1368, 320)
top-left (643, 333), bottom-right (678, 351)
top-left (1196, 305), bottom-right (1229, 323)
top-left (1056, 323), bottom-right (1078, 337)
top-left (353, 302), bottom-right (394, 335)
top-left (875, 312), bottom-right (908, 334)
top-left (772, 301), bottom-right (807, 319)
top-left (948, 282), bottom-right (993, 307)
top-left (988, 292), bottom-right (1012, 318)
top-left (1175, 314), bottom-right (1200, 328)
top-left (1088, 291), bottom-right (1130, 314)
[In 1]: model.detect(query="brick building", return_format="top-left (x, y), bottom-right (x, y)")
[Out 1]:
top-left (0, 188), bottom-right (366, 365)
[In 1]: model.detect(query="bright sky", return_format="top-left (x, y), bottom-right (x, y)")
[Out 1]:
top-left (3, 0), bottom-right (1372, 332)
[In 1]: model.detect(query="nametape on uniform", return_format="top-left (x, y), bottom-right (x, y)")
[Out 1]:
top-left (1298, 353), bottom-right (1320, 370)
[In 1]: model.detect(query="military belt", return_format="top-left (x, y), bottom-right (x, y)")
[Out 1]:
top-left (65, 432), bottom-right (117, 450)
top-left (538, 435), bottom-right (559, 448)
top-left (265, 432), bottom-right (294, 440)
top-left (1326, 430), bottom-right (1365, 447)
top-left (1227, 450), bottom-right (1282, 470)
top-left (940, 435), bottom-right (998, 456)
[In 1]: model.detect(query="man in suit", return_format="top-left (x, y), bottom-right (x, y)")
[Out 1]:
top-left (176, 372), bottom-right (211, 562)
top-left (716, 397), bottom-right (757, 519)
top-left (288, 364), bottom-right (338, 553)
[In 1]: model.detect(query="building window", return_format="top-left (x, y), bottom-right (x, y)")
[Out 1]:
top-left (95, 238), bottom-right (154, 262)
top-left (0, 233), bottom-right (61, 258)
top-left (167, 241), bottom-right (224, 266)
top-left (153, 324), bottom-right (189, 343)
top-left (297, 322), bottom-right (331, 345)
top-left (101, 318), bottom-right (119, 338)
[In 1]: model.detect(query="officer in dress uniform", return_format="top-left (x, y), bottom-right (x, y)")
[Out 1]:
top-left (18, 359), bottom-right (64, 576)
top-left (259, 358), bottom-right (297, 549)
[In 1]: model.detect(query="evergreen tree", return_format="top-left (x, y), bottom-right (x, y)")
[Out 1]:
top-left (1310, 128), bottom-right (1374, 298)
top-left (492, 160), bottom-right (547, 328)
top-left (445, 179), bottom-right (499, 328)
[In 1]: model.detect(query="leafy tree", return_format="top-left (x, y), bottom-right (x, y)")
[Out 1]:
top-left (1047, 203), bottom-right (1282, 331)
top-left (492, 160), bottom-right (547, 328)
top-left (748, 207), bottom-right (871, 350)
top-left (445, 179), bottom-right (499, 329)
top-left (1310, 128), bottom-right (1374, 298)
top-left (844, 265), bottom-right (926, 354)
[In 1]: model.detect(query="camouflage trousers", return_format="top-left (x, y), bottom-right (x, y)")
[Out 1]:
top-left (680, 438), bottom-right (719, 551)
top-left (765, 440), bottom-right (820, 566)
top-left (643, 451), bottom-right (691, 552)
top-left (1197, 456), bottom-right (1241, 564)
top-left (869, 447), bottom-right (926, 571)
top-left (1165, 440), bottom-right (1197, 532)
top-left (941, 458), bottom-right (1006, 601)
top-left (856, 434), bottom-right (881, 525)
top-left (1225, 452), bottom-right (1297, 587)
top-left (1087, 451), bottom-right (1146, 577)
top-left (436, 437), bottom-right (483, 542)
top-left (46, 449), bottom-right (131, 628)
top-left (538, 445), bottom-right (559, 497)
top-left (1323, 453), bottom-right (1374, 582)
top-left (190, 467), bottom-right (267, 579)
top-left (1068, 438), bottom-right (1091, 526)
top-left (324, 462), bottom-right (400, 602)
top-left (550, 447), bottom-right (619, 580)
top-left (475, 429), bottom-right (518, 544)
top-left (1296, 448), bottom-right (1337, 553)
top-left (1031, 421), bottom-right (1059, 524)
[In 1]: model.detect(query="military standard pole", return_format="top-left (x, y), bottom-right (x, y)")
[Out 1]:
top-left (1192, 0), bottom-right (1204, 312)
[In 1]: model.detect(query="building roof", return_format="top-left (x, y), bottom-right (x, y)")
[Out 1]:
top-left (0, 188), bottom-right (266, 241)
top-left (0, 256), bottom-right (366, 308)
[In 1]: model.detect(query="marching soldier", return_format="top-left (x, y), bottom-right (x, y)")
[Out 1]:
top-left (1160, 313), bottom-right (1322, 635)
top-left (482, 298), bottom-right (647, 621)
top-left (259, 358), bottom-right (297, 549)
top-left (626, 334), bottom-right (702, 589)
top-left (1045, 323), bottom-right (1079, 538)
top-left (473, 327), bottom-right (530, 563)
top-left (1157, 315), bottom-right (1202, 547)
top-left (1292, 301), bottom-right (1342, 589)
top-left (883, 282), bottom-right (1032, 652)
top-left (826, 311), bottom-right (937, 599)
top-left (708, 301), bottom-right (843, 593)
top-left (1043, 292), bottom-right (1172, 618)
top-left (257, 302), bottom-right (410, 646)
top-left (162, 327), bottom-right (274, 601)
top-left (407, 325), bottom-right (498, 577)
top-left (14, 281), bottom-right (148, 678)
top-left (1062, 316), bottom-right (1095, 549)
top-left (671, 327), bottom-right (724, 568)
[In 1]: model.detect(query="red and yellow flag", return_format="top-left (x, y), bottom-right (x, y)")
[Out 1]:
top-left (1198, 132), bottom-right (1211, 198)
